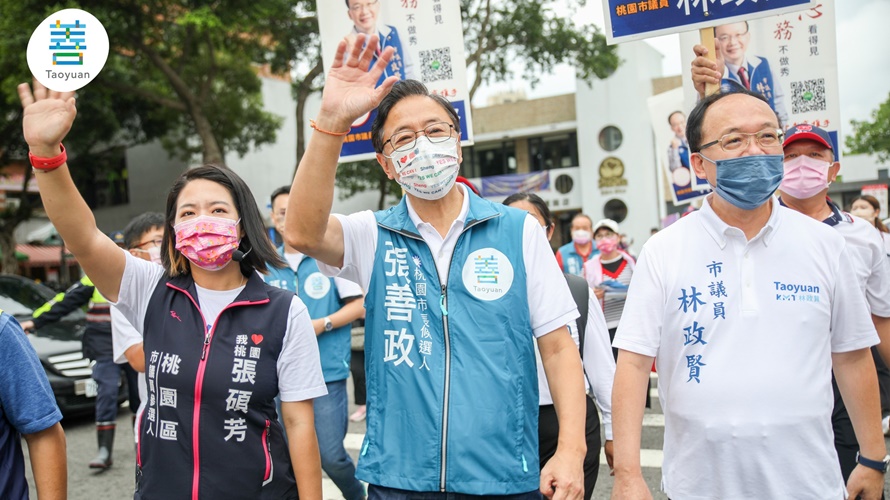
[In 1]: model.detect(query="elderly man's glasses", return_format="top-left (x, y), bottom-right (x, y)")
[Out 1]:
top-left (383, 122), bottom-right (455, 155)
top-left (716, 30), bottom-right (749, 44)
top-left (349, 0), bottom-right (378, 12)
top-left (699, 128), bottom-right (784, 153)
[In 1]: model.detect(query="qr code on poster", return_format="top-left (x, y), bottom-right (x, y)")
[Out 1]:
top-left (790, 78), bottom-right (826, 114)
top-left (420, 47), bottom-right (453, 83)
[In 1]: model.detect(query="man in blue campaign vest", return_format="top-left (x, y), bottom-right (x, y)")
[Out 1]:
top-left (287, 34), bottom-right (587, 500)
top-left (691, 21), bottom-right (790, 129)
top-left (556, 214), bottom-right (598, 278)
top-left (264, 185), bottom-right (366, 500)
top-left (343, 0), bottom-right (416, 86)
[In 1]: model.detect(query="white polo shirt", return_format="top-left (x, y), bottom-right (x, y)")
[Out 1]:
top-left (536, 290), bottom-right (615, 439)
top-left (614, 195), bottom-right (877, 500)
top-left (319, 185), bottom-right (579, 338)
top-left (834, 214), bottom-right (890, 317)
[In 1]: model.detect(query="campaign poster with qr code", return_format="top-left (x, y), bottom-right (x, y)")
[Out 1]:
top-left (316, 0), bottom-right (474, 162)
top-left (678, 2), bottom-right (840, 160)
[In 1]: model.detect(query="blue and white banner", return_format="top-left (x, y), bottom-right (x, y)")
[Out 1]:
top-left (316, 0), bottom-right (473, 162)
top-left (602, 0), bottom-right (815, 44)
top-left (480, 171), bottom-right (550, 198)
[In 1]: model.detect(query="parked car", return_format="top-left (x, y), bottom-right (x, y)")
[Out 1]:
top-left (0, 274), bottom-right (126, 416)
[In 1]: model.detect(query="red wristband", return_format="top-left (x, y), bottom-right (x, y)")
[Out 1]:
top-left (29, 144), bottom-right (67, 171)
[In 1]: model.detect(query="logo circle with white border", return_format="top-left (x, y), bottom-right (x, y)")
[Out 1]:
top-left (27, 9), bottom-right (109, 92)
top-left (303, 272), bottom-right (331, 300)
top-left (461, 248), bottom-right (514, 301)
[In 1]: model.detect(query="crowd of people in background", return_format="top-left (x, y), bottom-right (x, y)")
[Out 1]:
top-left (5, 28), bottom-right (890, 500)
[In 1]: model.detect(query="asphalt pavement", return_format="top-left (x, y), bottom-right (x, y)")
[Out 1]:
top-left (23, 373), bottom-right (890, 499)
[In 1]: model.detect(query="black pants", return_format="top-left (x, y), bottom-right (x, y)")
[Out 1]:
top-left (538, 396), bottom-right (600, 500)
top-left (350, 349), bottom-right (366, 406)
top-left (832, 367), bottom-right (886, 499)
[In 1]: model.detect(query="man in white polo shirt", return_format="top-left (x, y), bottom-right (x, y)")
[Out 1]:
top-left (610, 89), bottom-right (887, 500)
top-left (776, 123), bottom-right (890, 483)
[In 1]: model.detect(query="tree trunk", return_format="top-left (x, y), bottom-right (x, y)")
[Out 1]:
top-left (140, 43), bottom-right (225, 165)
top-left (377, 175), bottom-right (388, 210)
top-left (0, 228), bottom-right (16, 275)
top-left (294, 59), bottom-right (324, 175)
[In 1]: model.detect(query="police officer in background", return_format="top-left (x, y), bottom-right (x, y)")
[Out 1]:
top-left (22, 235), bottom-right (140, 470)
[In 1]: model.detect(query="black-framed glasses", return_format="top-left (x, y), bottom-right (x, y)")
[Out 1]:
top-left (349, 0), bottom-right (378, 12)
top-left (383, 122), bottom-right (455, 155)
top-left (699, 128), bottom-right (784, 153)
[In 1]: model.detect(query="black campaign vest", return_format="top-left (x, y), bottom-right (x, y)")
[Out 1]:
top-left (135, 272), bottom-right (298, 500)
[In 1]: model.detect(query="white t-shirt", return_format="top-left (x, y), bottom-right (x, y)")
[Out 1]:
top-left (318, 185), bottom-right (579, 338)
top-left (111, 305), bottom-right (148, 442)
top-left (837, 215), bottom-right (890, 317)
top-left (284, 250), bottom-right (365, 299)
top-left (113, 251), bottom-right (326, 403)
top-left (536, 290), bottom-right (615, 440)
top-left (614, 196), bottom-right (877, 500)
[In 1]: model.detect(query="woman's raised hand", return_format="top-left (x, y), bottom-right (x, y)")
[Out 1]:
top-left (18, 80), bottom-right (76, 157)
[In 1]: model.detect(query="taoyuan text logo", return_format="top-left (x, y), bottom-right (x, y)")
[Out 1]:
top-left (27, 9), bottom-right (108, 92)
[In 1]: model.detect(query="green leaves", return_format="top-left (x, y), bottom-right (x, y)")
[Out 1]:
top-left (847, 94), bottom-right (890, 164)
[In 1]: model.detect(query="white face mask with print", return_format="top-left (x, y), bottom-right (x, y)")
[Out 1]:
top-left (393, 136), bottom-right (460, 201)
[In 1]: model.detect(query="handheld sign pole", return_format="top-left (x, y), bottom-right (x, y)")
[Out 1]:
top-left (699, 28), bottom-right (720, 96)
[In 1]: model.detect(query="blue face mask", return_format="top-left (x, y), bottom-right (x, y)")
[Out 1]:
top-left (699, 153), bottom-right (784, 210)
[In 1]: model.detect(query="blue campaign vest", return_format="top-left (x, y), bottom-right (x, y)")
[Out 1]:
top-left (722, 56), bottom-right (777, 110)
top-left (359, 193), bottom-right (539, 495)
top-left (136, 273), bottom-right (298, 499)
top-left (264, 251), bottom-right (353, 383)
top-left (557, 241), bottom-right (597, 277)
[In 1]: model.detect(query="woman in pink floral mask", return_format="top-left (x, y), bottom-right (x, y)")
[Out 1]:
top-left (18, 80), bottom-right (326, 499)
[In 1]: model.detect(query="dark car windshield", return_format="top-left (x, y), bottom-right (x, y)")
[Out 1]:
top-left (0, 276), bottom-right (86, 322)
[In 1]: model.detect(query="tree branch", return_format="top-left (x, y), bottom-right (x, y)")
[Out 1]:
top-left (98, 80), bottom-right (188, 111)
top-left (199, 32), bottom-right (217, 106)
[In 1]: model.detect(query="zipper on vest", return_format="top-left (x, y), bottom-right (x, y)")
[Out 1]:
top-left (262, 420), bottom-right (273, 485)
top-left (165, 283), bottom-right (270, 500)
top-left (439, 283), bottom-right (450, 492)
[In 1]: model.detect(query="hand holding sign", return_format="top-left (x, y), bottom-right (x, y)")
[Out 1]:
top-left (691, 43), bottom-right (725, 99)
top-left (17, 80), bottom-right (77, 158)
top-left (317, 33), bottom-right (399, 133)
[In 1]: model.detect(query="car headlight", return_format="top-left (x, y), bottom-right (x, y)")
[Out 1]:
top-left (47, 352), bottom-right (94, 377)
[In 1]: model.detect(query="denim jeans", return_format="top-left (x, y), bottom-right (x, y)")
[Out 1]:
top-left (91, 358), bottom-right (120, 423)
top-left (368, 485), bottom-right (542, 500)
top-left (315, 379), bottom-right (365, 500)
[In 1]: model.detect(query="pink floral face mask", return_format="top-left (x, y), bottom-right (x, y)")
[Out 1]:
top-left (173, 215), bottom-right (240, 271)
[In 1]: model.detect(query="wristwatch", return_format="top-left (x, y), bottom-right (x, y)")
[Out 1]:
top-left (323, 317), bottom-right (334, 332)
top-left (855, 452), bottom-right (890, 473)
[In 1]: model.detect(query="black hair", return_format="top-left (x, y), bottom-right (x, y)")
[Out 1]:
top-left (270, 185), bottom-right (290, 206)
top-left (686, 89), bottom-right (773, 153)
top-left (502, 192), bottom-right (553, 229)
top-left (668, 110), bottom-right (685, 125)
top-left (123, 212), bottom-right (165, 249)
top-left (162, 164), bottom-right (286, 277)
top-left (371, 80), bottom-right (460, 154)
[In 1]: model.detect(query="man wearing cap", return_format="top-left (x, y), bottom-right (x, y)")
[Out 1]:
top-left (611, 89), bottom-right (887, 499)
top-left (777, 123), bottom-right (890, 483)
top-left (21, 263), bottom-right (141, 470)
top-left (583, 219), bottom-right (634, 357)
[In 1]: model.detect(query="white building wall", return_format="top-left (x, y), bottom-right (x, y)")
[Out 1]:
top-left (575, 41), bottom-right (664, 250)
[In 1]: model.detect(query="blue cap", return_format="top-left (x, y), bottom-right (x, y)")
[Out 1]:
top-left (109, 230), bottom-right (126, 246)
top-left (783, 124), bottom-right (835, 160)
